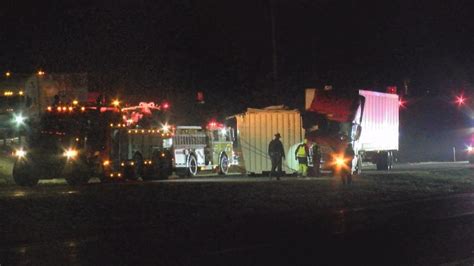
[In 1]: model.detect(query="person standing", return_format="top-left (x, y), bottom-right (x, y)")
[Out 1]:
top-left (295, 139), bottom-right (308, 177)
top-left (311, 142), bottom-right (321, 177)
top-left (268, 133), bottom-right (285, 180)
top-left (342, 143), bottom-right (355, 185)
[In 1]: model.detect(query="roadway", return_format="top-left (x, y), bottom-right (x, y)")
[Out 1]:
top-left (0, 161), bottom-right (473, 265)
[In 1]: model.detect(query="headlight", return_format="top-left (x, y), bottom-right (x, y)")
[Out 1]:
top-left (13, 113), bottom-right (26, 126)
top-left (14, 148), bottom-right (26, 158)
top-left (332, 154), bottom-right (347, 167)
top-left (468, 146), bottom-right (473, 153)
top-left (63, 148), bottom-right (78, 159)
top-left (335, 157), bottom-right (346, 167)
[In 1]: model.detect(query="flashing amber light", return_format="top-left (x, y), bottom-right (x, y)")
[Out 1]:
top-left (18, 91), bottom-right (24, 96)
top-left (63, 148), bottom-right (78, 159)
top-left (47, 106), bottom-right (52, 111)
top-left (161, 124), bottom-right (170, 133)
top-left (37, 70), bottom-right (45, 76)
top-left (68, 107), bottom-right (73, 111)
top-left (5, 71), bottom-right (11, 77)
top-left (112, 99), bottom-right (120, 107)
top-left (72, 100), bottom-right (79, 105)
top-left (103, 160), bottom-right (110, 166)
top-left (57, 106), bottom-right (62, 112)
top-left (4, 91), bottom-right (13, 96)
top-left (62, 106), bottom-right (67, 111)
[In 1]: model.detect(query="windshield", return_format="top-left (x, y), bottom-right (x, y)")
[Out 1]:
top-left (0, 95), bottom-right (26, 113)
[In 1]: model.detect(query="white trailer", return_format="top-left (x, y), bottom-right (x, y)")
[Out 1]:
top-left (356, 90), bottom-right (399, 170)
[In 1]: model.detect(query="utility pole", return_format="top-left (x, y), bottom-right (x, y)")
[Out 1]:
top-left (270, 0), bottom-right (278, 94)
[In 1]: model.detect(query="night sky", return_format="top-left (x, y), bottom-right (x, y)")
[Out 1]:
top-left (1, 0), bottom-right (474, 157)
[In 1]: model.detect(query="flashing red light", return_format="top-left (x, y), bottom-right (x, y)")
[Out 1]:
top-left (455, 95), bottom-right (466, 106)
top-left (162, 102), bottom-right (170, 110)
top-left (197, 91), bottom-right (204, 103)
top-left (387, 86), bottom-right (397, 94)
top-left (398, 98), bottom-right (407, 108)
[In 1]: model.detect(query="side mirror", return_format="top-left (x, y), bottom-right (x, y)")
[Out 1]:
top-left (353, 125), bottom-right (362, 141)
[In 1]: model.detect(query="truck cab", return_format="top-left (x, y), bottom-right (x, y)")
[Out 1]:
top-left (12, 105), bottom-right (122, 186)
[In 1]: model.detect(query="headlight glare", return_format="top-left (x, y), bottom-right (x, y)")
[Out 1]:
top-left (14, 149), bottom-right (26, 158)
top-left (64, 148), bottom-right (78, 159)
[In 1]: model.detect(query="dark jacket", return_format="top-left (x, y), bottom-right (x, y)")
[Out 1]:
top-left (268, 139), bottom-right (285, 158)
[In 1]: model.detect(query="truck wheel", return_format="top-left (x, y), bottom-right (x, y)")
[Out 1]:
top-left (65, 175), bottom-right (90, 186)
top-left (125, 154), bottom-right (143, 180)
top-left (218, 154), bottom-right (229, 175)
top-left (188, 154), bottom-right (198, 177)
top-left (376, 152), bottom-right (389, 171)
top-left (387, 151), bottom-right (394, 170)
top-left (354, 156), bottom-right (362, 175)
top-left (158, 155), bottom-right (172, 180)
top-left (13, 162), bottom-right (38, 187)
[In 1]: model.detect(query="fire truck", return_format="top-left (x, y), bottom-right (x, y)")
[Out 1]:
top-left (12, 102), bottom-right (174, 186)
top-left (172, 122), bottom-right (235, 177)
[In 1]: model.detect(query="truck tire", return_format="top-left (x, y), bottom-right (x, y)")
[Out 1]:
top-left (218, 153), bottom-right (229, 175)
top-left (187, 154), bottom-right (198, 177)
top-left (125, 153), bottom-right (143, 180)
top-left (145, 151), bottom-right (172, 180)
top-left (177, 154), bottom-right (198, 177)
top-left (388, 151), bottom-right (394, 170)
top-left (65, 174), bottom-right (90, 186)
top-left (13, 162), bottom-right (39, 187)
top-left (65, 162), bottom-right (91, 186)
top-left (354, 156), bottom-right (362, 175)
top-left (376, 152), bottom-right (389, 171)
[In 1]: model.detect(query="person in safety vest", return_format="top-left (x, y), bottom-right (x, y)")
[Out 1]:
top-left (295, 139), bottom-right (309, 177)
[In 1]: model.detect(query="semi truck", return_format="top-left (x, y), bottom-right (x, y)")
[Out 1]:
top-left (303, 88), bottom-right (399, 174)
top-left (12, 102), bottom-right (174, 186)
top-left (0, 73), bottom-right (88, 141)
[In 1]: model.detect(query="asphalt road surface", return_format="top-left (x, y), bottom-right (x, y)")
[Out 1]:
top-left (0, 162), bottom-right (473, 265)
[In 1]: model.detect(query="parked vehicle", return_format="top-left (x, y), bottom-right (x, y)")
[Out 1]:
top-left (303, 88), bottom-right (400, 174)
top-left (172, 122), bottom-right (235, 177)
top-left (12, 102), bottom-right (174, 186)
